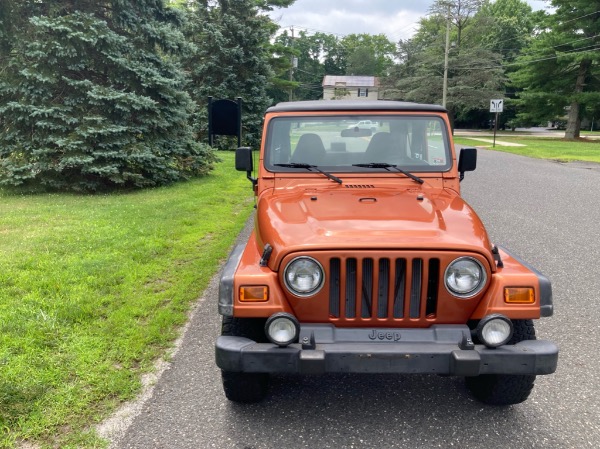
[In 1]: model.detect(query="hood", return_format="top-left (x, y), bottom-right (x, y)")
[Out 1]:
top-left (256, 187), bottom-right (493, 269)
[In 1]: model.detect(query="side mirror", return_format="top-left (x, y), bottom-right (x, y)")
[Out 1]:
top-left (458, 147), bottom-right (477, 182)
top-left (235, 147), bottom-right (253, 172)
top-left (235, 147), bottom-right (257, 188)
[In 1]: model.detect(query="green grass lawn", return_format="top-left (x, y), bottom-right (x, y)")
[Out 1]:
top-left (454, 136), bottom-right (600, 163)
top-left (0, 152), bottom-right (254, 448)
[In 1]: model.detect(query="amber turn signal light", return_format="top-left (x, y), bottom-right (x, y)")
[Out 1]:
top-left (239, 286), bottom-right (269, 302)
top-left (504, 287), bottom-right (535, 304)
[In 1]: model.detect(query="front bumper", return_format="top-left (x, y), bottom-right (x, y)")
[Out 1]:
top-left (215, 324), bottom-right (558, 377)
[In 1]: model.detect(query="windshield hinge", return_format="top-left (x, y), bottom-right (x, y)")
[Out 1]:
top-left (259, 244), bottom-right (273, 267)
top-left (492, 246), bottom-right (504, 268)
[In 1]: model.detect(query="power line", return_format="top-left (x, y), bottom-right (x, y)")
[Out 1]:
top-left (511, 33), bottom-right (600, 58)
top-left (558, 9), bottom-right (600, 25)
top-left (450, 44), bottom-right (600, 71)
top-left (278, 24), bottom-right (347, 39)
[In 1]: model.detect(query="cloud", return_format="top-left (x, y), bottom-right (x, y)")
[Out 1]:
top-left (269, 0), bottom-right (549, 40)
top-left (269, 0), bottom-right (425, 41)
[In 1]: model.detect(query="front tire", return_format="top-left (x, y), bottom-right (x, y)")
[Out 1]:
top-left (465, 374), bottom-right (536, 406)
top-left (220, 316), bottom-right (269, 403)
top-left (222, 370), bottom-right (269, 403)
top-left (466, 320), bottom-right (537, 406)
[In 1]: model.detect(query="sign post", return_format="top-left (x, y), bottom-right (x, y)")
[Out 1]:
top-left (490, 99), bottom-right (504, 148)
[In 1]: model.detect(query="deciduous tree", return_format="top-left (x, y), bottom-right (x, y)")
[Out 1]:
top-left (342, 34), bottom-right (396, 77)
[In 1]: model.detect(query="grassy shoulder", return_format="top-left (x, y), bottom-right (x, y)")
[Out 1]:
top-left (453, 136), bottom-right (600, 163)
top-left (0, 152), bottom-right (254, 448)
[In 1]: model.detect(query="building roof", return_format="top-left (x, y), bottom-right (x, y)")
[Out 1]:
top-left (266, 100), bottom-right (447, 113)
top-left (322, 75), bottom-right (380, 88)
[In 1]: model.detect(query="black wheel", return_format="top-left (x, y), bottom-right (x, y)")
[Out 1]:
top-left (220, 316), bottom-right (269, 403)
top-left (221, 370), bottom-right (269, 403)
top-left (466, 320), bottom-right (537, 406)
top-left (507, 319), bottom-right (536, 344)
top-left (465, 373), bottom-right (536, 406)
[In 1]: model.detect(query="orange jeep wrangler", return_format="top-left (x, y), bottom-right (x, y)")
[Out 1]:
top-left (215, 100), bottom-right (558, 405)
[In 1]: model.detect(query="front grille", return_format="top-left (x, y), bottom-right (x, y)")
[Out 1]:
top-left (329, 256), bottom-right (440, 321)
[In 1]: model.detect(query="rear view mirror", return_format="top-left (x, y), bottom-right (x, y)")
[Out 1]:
top-left (458, 147), bottom-right (477, 182)
top-left (341, 128), bottom-right (372, 138)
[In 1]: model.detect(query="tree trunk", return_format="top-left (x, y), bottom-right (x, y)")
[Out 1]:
top-left (565, 58), bottom-right (591, 140)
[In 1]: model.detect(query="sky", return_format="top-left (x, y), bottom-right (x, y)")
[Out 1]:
top-left (268, 0), bottom-right (550, 41)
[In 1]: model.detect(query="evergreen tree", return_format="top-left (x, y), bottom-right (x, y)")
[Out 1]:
top-left (267, 37), bottom-right (299, 104)
top-left (0, 1), bottom-right (213, 191)
top-left (184, 0), bottom-right (294, 148)
top-left (510, 1), bottom-right (600, 138)
top-left (383, 2), bottom-right (504, 124)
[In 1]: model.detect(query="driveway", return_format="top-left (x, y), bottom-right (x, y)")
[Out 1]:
top-left (102, 150), bottom-right (599, 449)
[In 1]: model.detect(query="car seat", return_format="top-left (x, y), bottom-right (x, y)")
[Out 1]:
top-left (291, 133), bottom-right (326, 165)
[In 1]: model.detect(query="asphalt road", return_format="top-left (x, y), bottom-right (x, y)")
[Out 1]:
top-left (106, 150), bottom-right (600, 449)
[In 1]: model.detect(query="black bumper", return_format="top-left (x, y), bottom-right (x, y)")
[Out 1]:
top-left (215, 325), bottom-right (558, 377)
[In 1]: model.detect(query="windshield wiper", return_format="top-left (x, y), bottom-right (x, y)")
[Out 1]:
top-left (353, 163), bottom-right (424, 184)
top-left (275, 163), bottom-right (343, 184)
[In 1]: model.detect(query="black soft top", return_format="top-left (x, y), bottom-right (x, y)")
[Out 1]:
top-left (266, 100), bottom-right (447, 114)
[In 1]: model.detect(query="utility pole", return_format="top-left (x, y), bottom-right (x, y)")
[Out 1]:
top-left (289, 26), bottom-right (294, 101)
top-left (442, 3), bottom-right (451, 108)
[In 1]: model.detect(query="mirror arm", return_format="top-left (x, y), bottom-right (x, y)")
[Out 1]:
top-left (247, 171), bottom-right (257, 189)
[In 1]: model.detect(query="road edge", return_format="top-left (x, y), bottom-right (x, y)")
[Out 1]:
top-left (96, 216), bottom-right (254, 447)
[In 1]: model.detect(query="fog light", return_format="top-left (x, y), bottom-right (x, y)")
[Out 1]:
top-left (477, 314), bottom-right (513, 348)
top-left (265, 313), bottom-right (300, 347)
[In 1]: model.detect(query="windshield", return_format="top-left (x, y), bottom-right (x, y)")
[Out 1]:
top-left (264, 115), bottom-right (451, 173)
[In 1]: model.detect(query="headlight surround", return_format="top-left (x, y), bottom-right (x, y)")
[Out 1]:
top-left (284, 257), bottom-right (324, 297)
top-left (444, 257), bottom-right (487, 298)
top-left (265, 313), bottom-right (300, 347)
top-left (477, 314), bottom-right (513, 348)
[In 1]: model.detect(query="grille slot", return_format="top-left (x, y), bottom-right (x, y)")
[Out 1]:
top-left (410, 259), bottom-right (423, 318)
top-left (345, 259), bottom-right (357, 318)
top-left (361, 259), bottom-right (374, 318)
top-left (330, 256), bottom-right (439, 321)
top-left (393, 258), bottom-right (406, 318)
top-left (378, 259), bottom-right (390, 318)
top-left (329, 258), bottom-right (341, 318)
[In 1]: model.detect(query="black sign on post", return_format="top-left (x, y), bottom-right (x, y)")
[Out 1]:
top-left (208, 97), bottom-right (242, 147)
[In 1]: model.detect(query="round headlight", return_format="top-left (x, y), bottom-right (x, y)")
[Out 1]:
top-left (265, 313), bottom-right (300, 347)
top-left (445, 257), bottom-right (487, 298)
top-left (284, 257), bottom-right (324, 297)
top-left (477, 315), bottom-right (513, 348)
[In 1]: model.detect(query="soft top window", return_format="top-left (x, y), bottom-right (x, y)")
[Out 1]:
top-left (265, 115), bottom-right (451, 173)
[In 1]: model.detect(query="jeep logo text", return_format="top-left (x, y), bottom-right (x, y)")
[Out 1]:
top-left (368, 330), bottom-right (401, 341)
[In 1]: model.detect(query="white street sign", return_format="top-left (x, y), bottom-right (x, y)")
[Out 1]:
top-left (490, 99), bottom-right (504, 113)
